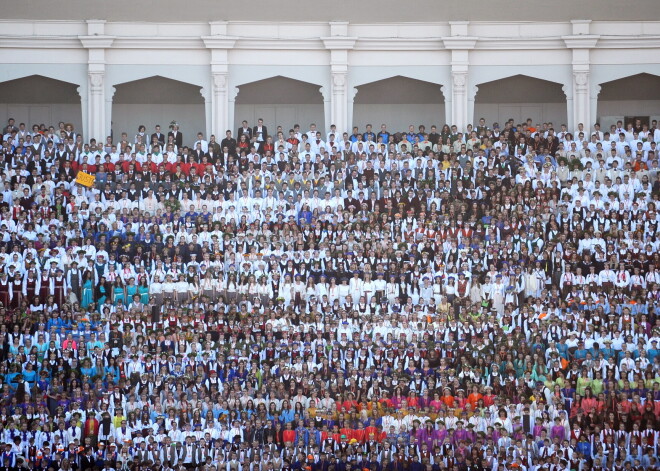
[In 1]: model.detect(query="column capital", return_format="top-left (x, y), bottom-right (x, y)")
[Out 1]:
top-left (332, 73), bottom-right (346, 85)
top-left (332, 72), bottom-right (347, 94)
top-left (452, 71), bottom-right (468, 90)
top-left (89, 71), bottom-right (104, 92)
top-left (212, 73), bottom-right (228, 92)
top-left (573, 70), bottom-right (590, 92)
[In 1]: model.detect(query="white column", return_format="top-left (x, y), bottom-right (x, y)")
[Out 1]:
top-left (563, 21), bottom-right (599, 132)
top-left (443, 24), bottom-right (477, 132)
top-left (322, 23), bottom-right (356, 135)
top-left (200, 87), bottom-right (212, 139)
top-left (331, 73), bottom-right (348, 133)
top-left (86, 69), bottom-right (107, 143)
top-left (590, 84), bottom-right (601, 134)
top-left (228, 87), bottom-right (239, 135)
top-left (572, 69), bottom-right (591, 130)
top-left (451, 71), bottom-right (469, 132)
top-left (77, 86), bottom-right (88, 141)
top-left (564, 86), bottom-right (574, 131)
top-left (211, 73), bottom-right (229, 136)
top-left (79, 20), bottom-right (114, 143)
top-left (203, 22), bottom-right (237, 136)
top-left (106, 87), bottom-right (115, 142)
top-left (444, 86), bottom-right (453, 128)
top-left (319, 87), bottom-right (331, 133)
top-left (348, 87), bottom-right (358, 134)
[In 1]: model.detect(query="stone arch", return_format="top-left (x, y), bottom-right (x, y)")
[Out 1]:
top-left (473, 74), bottom-right (568, 129)
top-left (352, 75), bottom-right (446, 134)
top-left (234, 75), bottom-right (325, 132)
top-left (597, 73), bottom-right (660, 129)
top-left (111, 76), bottom-right (206, 148)
top-left (0, 75), bottom-right (83, 135)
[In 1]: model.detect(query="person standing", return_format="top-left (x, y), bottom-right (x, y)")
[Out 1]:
top-left (168, 122), bottom-right (183, 148)
top-left (253, 118), bottom-right (268, 144)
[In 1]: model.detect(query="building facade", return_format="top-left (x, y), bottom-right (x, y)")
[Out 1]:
top-left (1, 18), bottom-right (659, 142)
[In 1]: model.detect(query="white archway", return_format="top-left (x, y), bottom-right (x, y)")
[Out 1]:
top-left (352, 76), bottom-right (446, 134)
top-left (348, 67), bottom-right (451, 130)
top-left (473, 74), bottom-right (568, 129)
top-left (111, 76), bottom-right (206, 148)
top-left (234, 76), bottom-right (325, 132)
top-left (597, 73), bottom-right (660, 128)
top-left (0, 75), bottom-right (83, 135)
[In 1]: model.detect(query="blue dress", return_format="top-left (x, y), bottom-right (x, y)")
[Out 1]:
top-left (138, 285), bottom-right (149, 304)
top-left (113, 286), bottom-right (125, 306)
top-left (81, 280), bottom-right (94, 308)
top-left (126, 285), bottom-right (138, 306)
top-left (97, 285), bottom-right (107, 306)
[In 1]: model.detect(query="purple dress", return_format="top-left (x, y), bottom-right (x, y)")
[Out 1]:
top-left (453, 428), bottom-right (470, 445)
top-left (551, 424), bottom-right (566, 442)
top-left (533, 424), bottom-right (544, 437)
top-left (416, 428), bottom-right (438, 449)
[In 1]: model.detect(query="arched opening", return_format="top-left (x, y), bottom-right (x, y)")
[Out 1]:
top-left (474, 74), bottom-right (567, 129)
top-left (353, 76), bottom-right (445, 134)
top-left (597, 73), bottom-right (660, 129)
top-left (112, 76), bottom-right (205, 148)
top-left (234, 76), bottom-right (324, 133)
top-left (0, 75), bottom-right (82, 134)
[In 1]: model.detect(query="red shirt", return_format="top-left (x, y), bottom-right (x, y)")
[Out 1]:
top-left (482, 394), bottom-right (496, 407)
top-left (282, 430), bottom-right (296, 443)
top-left (352, 428), bottom-right (366, 443)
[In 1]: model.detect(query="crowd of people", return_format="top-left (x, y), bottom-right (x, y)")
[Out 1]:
top-left (0, 113), bottom-right (658, 471)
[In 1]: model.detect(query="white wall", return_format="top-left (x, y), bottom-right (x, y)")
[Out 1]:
top-left (352, 104), bottom-right (446, 133)
top-left (474, 103), bottom-right (568, 128)
top-left (1, 19), bottom-right (660, 138)
top-left (112, 104), bottom-right (206, 147)
top-left (234, 104), bottom-right (325, 135)
top-left (0, 104), bottom-right (82, 132)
